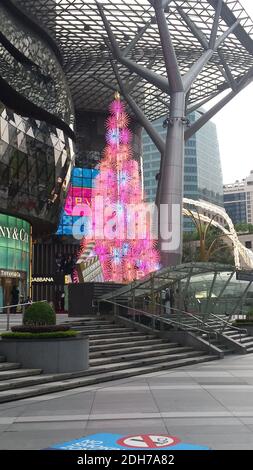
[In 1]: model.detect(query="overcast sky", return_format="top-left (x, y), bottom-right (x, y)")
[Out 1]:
top-left (211, 0), bottom-right (253, 184)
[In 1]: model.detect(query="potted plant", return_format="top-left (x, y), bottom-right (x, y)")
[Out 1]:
top-left (0, 302), bottom-right (89, 373)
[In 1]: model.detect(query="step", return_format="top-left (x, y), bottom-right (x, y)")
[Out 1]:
top-left (72, 324), bottom-right (120, 330)
top-left (0, 371), bottom-right (44, 390)
top-left (0, 368), bottom-right (42, 381)
top-left (235, 337), bottom-right (253, 345)
top-left (0, 363), bottom-right (21, 371)
top-left (67, 321), bottom-right (114, 326)
top-left (0, 349), bottom-right (194, 391)
top-left (0, 351), bottom-right (210, 394)
top-left (90, 338), bottom-right (170, 350)
top-left (89, 343), bottom-right (183, 357)
top-left (89, 334), bottom-right (157, 344)
top-left (0, 355), bottom-right (218, 403)
top-left (224, 332), bottom-right (249, 339)
top-left (88, 331), bottom-right (148, 339)
top-left (73, 327), bottom-right (136, 335)
top-left (89, 350), bottom-right (206, 371)
top-left (89, 347), bottom-right (195, 365)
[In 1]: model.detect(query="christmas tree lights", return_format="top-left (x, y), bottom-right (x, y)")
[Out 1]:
top-left (79, 93), bottom-right (160, 283)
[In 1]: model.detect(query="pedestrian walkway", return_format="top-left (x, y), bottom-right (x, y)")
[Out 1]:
top-left (1, 354), bottom-right (253, 449)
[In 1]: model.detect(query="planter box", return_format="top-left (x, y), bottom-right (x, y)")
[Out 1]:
top-left (0, 335), bottom-right (89, 374)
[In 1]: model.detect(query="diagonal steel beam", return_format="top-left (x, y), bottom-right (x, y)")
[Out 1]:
top-left (112, 62), bottom-right (165, 155)
top-left (209, 0), bottom-right (223, 49)
top-left (183, 49), bottom-right (214, 92)
top-left (183, 20), bottom-right (240, 92)
top-left (218, 51), bottom-right (237, 91)
top-left (207, 0), bottom-right (253, 55)
top-left (177, 6), bottom-right (209, 50)
top-left (215, 20), bottom-right (240, 49)
top-left (152, 1), bottom-right (184, 92)
top-left (97, 2), bottom-right (170, 94)
top-left (185, 66), bottom-right (253, 140)
top-left (122, 20), bottom-right (152, 57)
top-left (148, 0), bottom-right (172, 9)
top-left (187, 90), bottom-right (221, 115)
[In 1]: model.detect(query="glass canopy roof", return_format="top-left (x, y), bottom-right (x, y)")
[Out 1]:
top-left (13, 1), bottom-right (253, 119)
top-left (99, 262), bottom-right (237, 300)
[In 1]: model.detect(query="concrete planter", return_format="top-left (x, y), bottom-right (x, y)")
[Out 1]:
top-left (0, 335), bottom-right (89, 374)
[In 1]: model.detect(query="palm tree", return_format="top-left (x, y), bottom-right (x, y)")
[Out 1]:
top-left (184, 208), bottom-right (233, 263)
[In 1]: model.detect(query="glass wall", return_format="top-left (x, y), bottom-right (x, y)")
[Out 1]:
top-left (0, 2), bottom-right (74, 134)
top-left (0, 213), bottom-right (31, 308)
top-left (0, 103), bottom-right (74, 232)
top-left (142, 111), bottom-right (224, 231)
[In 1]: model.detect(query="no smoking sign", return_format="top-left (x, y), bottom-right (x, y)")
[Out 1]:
top-left (47, 432), bottom-right (210, 450)
top-left (117, 434), bottom-right (180, 449)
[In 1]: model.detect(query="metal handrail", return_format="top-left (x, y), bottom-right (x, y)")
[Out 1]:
top-left (0, 301), bottom-right (47, 331)
top-left (207, 311), bottom-right (248, 333)
top-left (144, 300), bottom-right (214, 332)
top-left (203, 311), bottom-right (248, 343)
top-left (144, 300), bottom-right (248, 344)
top-left (100, 299), bottom-right (218, 352)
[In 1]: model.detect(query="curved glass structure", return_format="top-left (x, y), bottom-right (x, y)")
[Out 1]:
top-left (0, 1), bottom-right (74, 138)
top-left (0, 103), bottom-right (74, 234)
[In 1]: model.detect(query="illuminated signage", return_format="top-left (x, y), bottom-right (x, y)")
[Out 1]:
top-left (0, 270), bottom-right (21, 278)
top-left (56, 168), bottom-right (98, 236)
top-left (32, 277), bottom-right (54, 283)
top-left (0, 226), bottom-right (29, 243)
top-left (0, 214), bottom-right (31, 276)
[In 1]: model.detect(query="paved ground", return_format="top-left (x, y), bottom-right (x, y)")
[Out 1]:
top-left (0, 354), bottom-right (253, 449)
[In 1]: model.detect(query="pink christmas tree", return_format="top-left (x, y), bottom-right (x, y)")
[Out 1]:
top-left (79, 93), bottom-right (160, 283)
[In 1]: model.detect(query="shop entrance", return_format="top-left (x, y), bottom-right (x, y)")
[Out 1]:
top-left (0, 274), bottom-right (27, 311)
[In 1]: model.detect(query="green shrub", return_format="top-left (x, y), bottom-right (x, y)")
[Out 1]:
top-left (12, 325), bottom-right (70, 333)
top-left (1, 331), bottom-right (77, 339)
top-left (23, 302), bottom-right (56, 326)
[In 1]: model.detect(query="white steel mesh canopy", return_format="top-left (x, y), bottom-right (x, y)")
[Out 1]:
top-left (13, 0), bottom-right (253, 119)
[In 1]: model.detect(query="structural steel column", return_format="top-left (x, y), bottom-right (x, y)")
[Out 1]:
top-left (98, 1), bottom-right (252, 269)
top-left (158, 92), bottom-right (185, 266)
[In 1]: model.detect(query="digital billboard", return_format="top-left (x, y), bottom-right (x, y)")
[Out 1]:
top-left (56, 168), bottom-right (99, 236)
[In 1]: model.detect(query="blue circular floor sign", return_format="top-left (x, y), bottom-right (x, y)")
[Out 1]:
top-left (47, 433), bottom-right (210, 450)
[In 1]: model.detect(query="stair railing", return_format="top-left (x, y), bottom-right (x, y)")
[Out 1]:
top-left (0, 301), bottom-right (47, 331)
top-left (144, 300), bottom-right (215, 333)
top-left (149, 301), bottom-right (248, 345)
top-left (206, 311), bottom-right (248, 342)
top-left (98, 299), bottom-right (219, 353)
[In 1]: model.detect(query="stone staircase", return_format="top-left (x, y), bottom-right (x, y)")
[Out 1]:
top-left (223, 327), bottom-right (253, 353)
top-left (169, 313), bottom-right (253, 354)
top-left (0, 318), bottom-right (218, 403)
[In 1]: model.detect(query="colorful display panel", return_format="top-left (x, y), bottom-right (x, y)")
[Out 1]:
top-left (56, 168), bottom-right (99, 236)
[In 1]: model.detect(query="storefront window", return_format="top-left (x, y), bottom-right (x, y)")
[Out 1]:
top-left (0, 213), bottom-right (31, 308)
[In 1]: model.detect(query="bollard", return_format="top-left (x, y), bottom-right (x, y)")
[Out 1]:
top-left (6, 305), bottom-right (10, 331)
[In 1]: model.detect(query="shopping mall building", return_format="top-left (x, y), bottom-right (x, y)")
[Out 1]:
top-left (1, 0), bottom-right (253, 307)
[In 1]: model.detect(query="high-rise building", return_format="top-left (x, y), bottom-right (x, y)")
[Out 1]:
top-left (142, 112), bottom-right (223, 230)
top-left (224, 172), bottom-right (253, 225)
